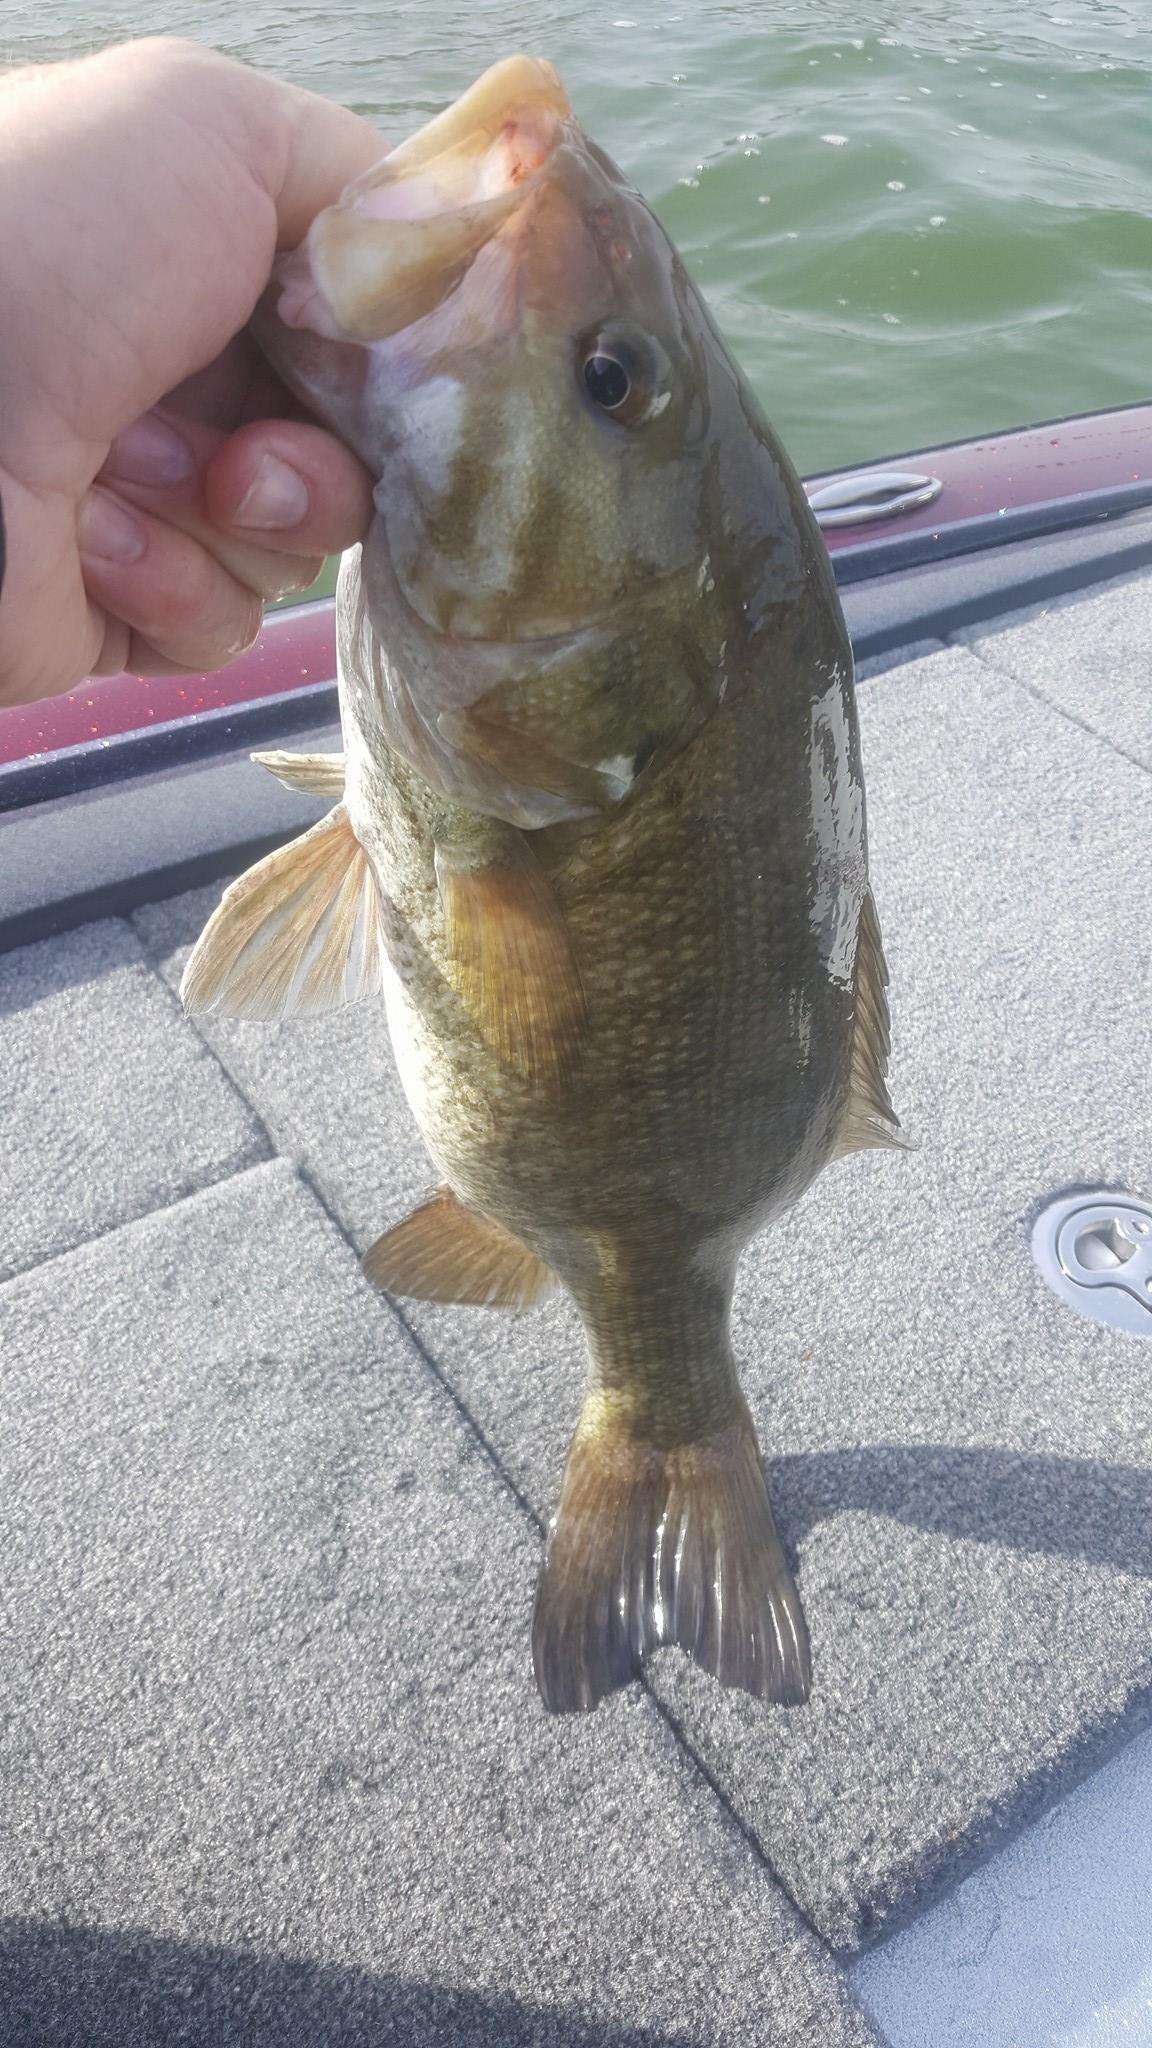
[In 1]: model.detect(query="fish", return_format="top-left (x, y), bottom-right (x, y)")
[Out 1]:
top-left (181, 55), bottom-right (907, 1714)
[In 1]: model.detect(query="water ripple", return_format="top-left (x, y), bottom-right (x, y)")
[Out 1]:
top-left (7, 0), bottom-right (1151, 468)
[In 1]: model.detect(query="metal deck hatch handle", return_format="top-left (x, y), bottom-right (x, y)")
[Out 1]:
top-left (808, 470), bottom-right (944, 528)
top-left (1031, 1192), bottom-right (1152, 1337)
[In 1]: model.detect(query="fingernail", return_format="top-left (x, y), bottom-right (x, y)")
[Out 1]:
top-left (77, 488), bottom-right (147, 564)
top-left (233, 453), bottom-right (310, 531)
top-left (104, 411), bottom-right (193, 487)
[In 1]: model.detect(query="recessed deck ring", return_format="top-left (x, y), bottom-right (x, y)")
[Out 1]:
top-left (1032, 1191), bottom-right (1152, 1337)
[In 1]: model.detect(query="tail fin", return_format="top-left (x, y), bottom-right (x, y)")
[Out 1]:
top-left (532, 1404), bottom-right (811, 1714)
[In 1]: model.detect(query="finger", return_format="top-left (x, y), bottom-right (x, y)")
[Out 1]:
top-left (204, 418), bottom-right (373, 555)
top-left (158, 510), bottom-right (324, 604)
top-left (90, 612), bottom-right (132, 677)
top-left (163, 334), bottom-right (262, 436)
top-left (77, 486), bottom-right (264, 673)
top-left (86, 588), bottom-right (231, 679)
top-left (99, 409), bottom-right (326, 597)
top-left (0, 476), bottom-right (108, 707)
top-left (92, 627), bottom-right (242, 679)
top-left (164, 336), bottom-right (306, 433)
top-left (87, 605), bottom-right (224, 680)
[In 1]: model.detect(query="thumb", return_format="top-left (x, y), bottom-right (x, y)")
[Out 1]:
top-left (261, 74), bottom-right (387, 252)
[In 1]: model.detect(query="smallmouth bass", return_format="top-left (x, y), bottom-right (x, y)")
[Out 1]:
top-left (183, 56), bottom-right (906, 1712)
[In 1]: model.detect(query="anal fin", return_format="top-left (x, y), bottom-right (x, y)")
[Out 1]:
top-left (180, 803), bottom-right (381, 1020)
top-left (363, 1187), bottom-right (556, 1311)
top-left (833, 888), bottom-right (912, 1159)
top-left (436, 833), bottom-right (586, 1086)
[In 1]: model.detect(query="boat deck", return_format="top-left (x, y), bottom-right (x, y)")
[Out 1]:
top-left (1, 567), bottom-right (1150, 2046)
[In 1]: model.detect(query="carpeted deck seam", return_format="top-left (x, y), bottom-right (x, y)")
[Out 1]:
top-left (950, 634), bottom-right (1152, 781)
top-left (0, 1154), bottom-right (281, 1292)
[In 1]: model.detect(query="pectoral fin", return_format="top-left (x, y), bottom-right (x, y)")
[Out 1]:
top-left (435, 831), bottom-right (586, 1085)
top-left (833, 890), bottom-right (912, 1159)
top-left (363, 1185), bottom-right (555, 1310)
top-left (181, 804), bottom-right (382, 1020)
top-left (252, 749), bottom-right (346, 798)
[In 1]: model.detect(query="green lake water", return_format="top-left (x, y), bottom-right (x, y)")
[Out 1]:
top-left (3, 0), bottom-right (1150, 474)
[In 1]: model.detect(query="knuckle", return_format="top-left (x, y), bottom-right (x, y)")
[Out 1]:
top-left (144, 557), bottom-right (263, 668)
top-left (122, 35), bottom-right (232, 83)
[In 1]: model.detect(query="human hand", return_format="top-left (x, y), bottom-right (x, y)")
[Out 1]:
top-left (0, 37), bottom-right (385, 707)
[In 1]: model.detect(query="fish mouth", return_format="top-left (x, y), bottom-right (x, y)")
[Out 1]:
top-left (427, 608), bottom-right (617, 651)
top-left (276, 57), bottom-right (574, 344)
top-left (374, 55), bottom-right (570, 188)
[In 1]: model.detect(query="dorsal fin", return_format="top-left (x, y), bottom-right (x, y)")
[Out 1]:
top-left (180, 804), bottom-right (382, 1020)
top-left (251, 749), bottom-right (346, 797)
top-left (363, 1186), bottom-right (556, 1311)
top-left (833, 889), bottom-right (911, 1159)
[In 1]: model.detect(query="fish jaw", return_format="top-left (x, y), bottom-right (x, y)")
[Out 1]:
top-left (272, 56), bottom-right (572, 346)
top-left (375, 54), bottom-right (569, 174)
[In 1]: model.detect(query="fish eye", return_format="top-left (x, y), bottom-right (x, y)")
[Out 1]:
top-left (578, 327), bottom-right (663, 426)
top-left (584, 352), bottom-right (631, 411)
